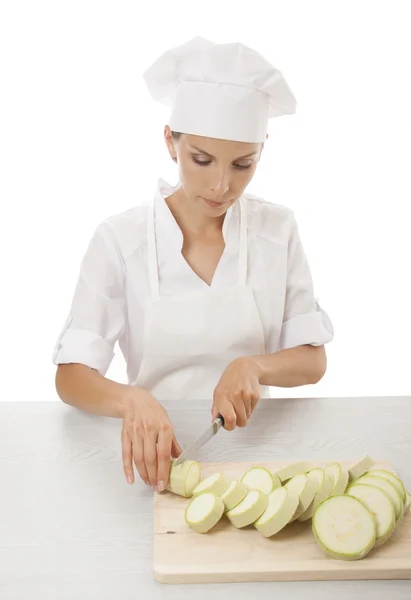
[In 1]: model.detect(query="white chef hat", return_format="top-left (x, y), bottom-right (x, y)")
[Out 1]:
top-left (143, 36), bottom-right (296, 143)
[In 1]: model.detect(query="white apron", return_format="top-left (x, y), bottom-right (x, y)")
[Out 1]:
top-left (132, 192), bottom-right (270, 401)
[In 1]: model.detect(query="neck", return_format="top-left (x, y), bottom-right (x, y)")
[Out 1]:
top-left (166, 189), bottom-right (226, 237)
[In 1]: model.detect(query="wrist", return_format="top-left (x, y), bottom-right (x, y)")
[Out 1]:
top-left (235, 355), bottom-right (265, 382)
top-left (117, 386), bottom-right (150, 417)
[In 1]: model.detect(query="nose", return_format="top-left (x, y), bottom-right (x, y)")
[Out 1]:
top-left (210, 171), bottom-right (230, 198)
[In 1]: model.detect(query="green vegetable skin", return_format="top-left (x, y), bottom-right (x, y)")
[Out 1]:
top-left (169, 456), bottom-right (410, 560)
top-left (312, 495), bottom-right (377, 560)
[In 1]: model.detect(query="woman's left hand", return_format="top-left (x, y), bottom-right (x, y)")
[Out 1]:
top-left (212, 357), bottom-right (261, 431)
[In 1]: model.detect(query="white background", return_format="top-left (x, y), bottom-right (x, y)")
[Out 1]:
top-left (1, 0), bottom-right (410, 402)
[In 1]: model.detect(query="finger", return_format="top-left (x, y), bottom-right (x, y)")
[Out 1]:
top-left (211, 404), bottom-right (219, 420)
top-left (233, 397), bottom-right (248, 427)
top-left (243, 396), bottom-right (252, 420)
top-left (171, 435), bottom-right (183, 458)
top-left (131, 429), bottom-right (149, 485)
top-left (249, 389), bottom-right (260, 414)
top-left (242, 391), bottom-right (256, 419)
top-left (143, 428), bottom-right (159, 489)
top-left (230, 388), bottom-right (248, 427)
top-left (121, 429), bottom-right (135, 484)
top-left (217, 397), bottom-right (237, 431)
top-left (157, 425), bottom-right (173, 491)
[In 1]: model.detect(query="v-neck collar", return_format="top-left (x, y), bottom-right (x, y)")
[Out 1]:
top-left (153, 178), bottom-right (239, 289)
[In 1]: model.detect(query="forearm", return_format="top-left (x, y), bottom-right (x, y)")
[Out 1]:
top-left (55, 363), bottom-right (138, 418)
top-left (249, 344), bottom-right (327, 388)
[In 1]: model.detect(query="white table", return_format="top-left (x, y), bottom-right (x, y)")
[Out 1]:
top-left (1, 396), bottom-right (410, 599)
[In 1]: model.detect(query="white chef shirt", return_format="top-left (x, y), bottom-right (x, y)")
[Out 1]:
top-left (52, 178), bottom-right (334, 385)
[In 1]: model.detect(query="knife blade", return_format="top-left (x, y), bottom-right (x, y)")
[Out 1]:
top-left (172, 413), bottom-right (225, 466)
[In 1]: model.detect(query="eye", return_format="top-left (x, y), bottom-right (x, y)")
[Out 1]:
top-left (192, 157), bottom-right (211, 167)
top-left (192, 157), bottom-right (252, 170)
top-left (234, 163), bottom-right (252, 170)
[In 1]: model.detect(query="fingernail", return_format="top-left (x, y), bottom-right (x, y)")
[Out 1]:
top-left (127, 476), bottom-right (134, 484)
top-left (157, 480), bottom-right (165, 492)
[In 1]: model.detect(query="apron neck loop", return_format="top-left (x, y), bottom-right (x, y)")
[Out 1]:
top-left (238, 197), bottom-right (248, 286)
top-left (147, 198), bottom-right (160, 300)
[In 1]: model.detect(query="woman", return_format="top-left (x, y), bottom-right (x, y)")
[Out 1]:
top-left (53, 37), bottom-right (334, 493)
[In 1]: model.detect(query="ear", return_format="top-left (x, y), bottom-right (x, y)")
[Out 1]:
top-left (164, 125), bottom-right (178, 162)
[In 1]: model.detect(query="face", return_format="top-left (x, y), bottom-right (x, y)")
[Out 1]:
top-left (164, 127), bottom-right (264, 217)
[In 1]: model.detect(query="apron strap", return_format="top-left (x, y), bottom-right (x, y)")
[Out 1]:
top-left (238, 196), bottom-right (248, 286)
top-left (146, 197), bottom-right (160, 300)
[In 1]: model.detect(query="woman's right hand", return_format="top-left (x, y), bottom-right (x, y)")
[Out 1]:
top-left (121, 390), bottom-right (182, 492)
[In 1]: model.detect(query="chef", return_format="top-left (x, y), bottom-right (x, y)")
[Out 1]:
top-left (53, 37), bottom-right (334, 492)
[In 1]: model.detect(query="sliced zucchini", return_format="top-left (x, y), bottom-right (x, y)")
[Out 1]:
top-left (220, 480), bottom-right (248, 511)
top-left (226, 489), bottom-right (268, 528)
top-left (325, 462), bottom-right (349, 496)
top-left (241, 466), bottom-right (279, 495)
top-left (192, 472), bottom-right (230, 497)
top-left (364, 469), bottom-right (406, 504)
top-left (355, 475), bottom-right (402, 520)
top-left (185, 492), bottom-right (224, 533)
top-left (346, 483), bottom-right (396, 547)
top-left (166, 459), bottom-right (201, 497)
top-left (285, 473), bottom-right (319, 522)
top-left (297, 469), bottom-right (334, 522)
top-left (254, 486), bottom-right (300, 537)
top-left (274, 461), bottom-right (314, 483)
top-left (405, 491), bottom-right (411, 515)
top-left (312, 494), bottom-right (376, 560)
top-left (348, 456), bottom-right (374, 482)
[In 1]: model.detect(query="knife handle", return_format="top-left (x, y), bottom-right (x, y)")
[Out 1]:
top-left (215, 413), bottom-right (225, 427)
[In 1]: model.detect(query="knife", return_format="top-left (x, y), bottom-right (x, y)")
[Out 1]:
top-left (172, 413), bottom-right (225, 466)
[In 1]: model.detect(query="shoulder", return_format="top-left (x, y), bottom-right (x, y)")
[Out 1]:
top-left (244, 191), bottom-right (295, 246)
top-left (93, 204), bottom-right (149, 260)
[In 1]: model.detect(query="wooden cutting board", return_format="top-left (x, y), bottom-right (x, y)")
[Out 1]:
top-left (153, 459), bottom-right (411, 584)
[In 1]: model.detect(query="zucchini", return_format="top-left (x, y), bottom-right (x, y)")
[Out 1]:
top-left (220, 480), bottom-right (248, 511)
top-left (167, 459), bottom-right (201, 497)
top-left (312, 494), bottom-right (376, 560)
top-left (241, 466), bottom-right (279, 494)
top-left (254, 486), bottom-right (300, 537)
top-left (346, 482), bottom-right (396, 547)
top-left (191, 472), bottom-right (230, 497)
top-left (185, 492), bottom-right (224, 533)
top-left (226, 490), bottom-right (268, 528)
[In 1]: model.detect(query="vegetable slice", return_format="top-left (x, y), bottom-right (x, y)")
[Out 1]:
top-left (226, 489), bottom-right (268, 528)
top-left (364, 469), bottom-right (406, 503)
top-left (254, 487), bottom-right (300, 537)
top-left (405, 492), bottom-right (411, 515)
top-left (220, 480), bottom-right (248, 511)
top-left (274, 461), bottom-right (314, 483)
top-left (325, 463), bottom-right (349, 496)
top-left (241, 466), bottom-right (279, 494)
top-left (348, 455), bottom-right (374, 482)
top-left (355, 475), bottom-right (402, 520)
top-left (312, 494), bottom-right (376, 560)
top-left (285, 473), bottom-right (319, 522)
top-left (185, 492), bottom-right (224, 533)
top-left (297, 469), bottom-right (334, 521)
top-left (166, 459), bottom-right (201, 497)
top-left (346, 483), bottom-right (396, 547)
top-left (192, 472), bottom-right (230, 497)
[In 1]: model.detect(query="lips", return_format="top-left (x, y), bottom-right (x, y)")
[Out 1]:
top-left (202, 197), bottom-right (228, 208)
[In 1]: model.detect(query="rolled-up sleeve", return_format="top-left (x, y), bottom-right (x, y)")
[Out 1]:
top-left (52, 222), bottom-right (126, 376)
top-left (278, 215), bottom-right (334, 350)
